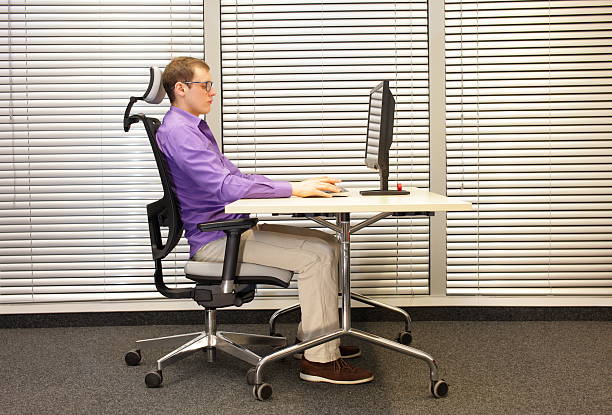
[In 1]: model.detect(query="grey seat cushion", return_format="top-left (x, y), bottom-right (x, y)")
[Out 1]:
top-left (184, 261), bottom-right (293, 288)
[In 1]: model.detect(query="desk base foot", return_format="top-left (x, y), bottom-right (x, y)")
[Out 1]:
top-left (346, 328), bottom-right (441, 382)
top-left (267, 294), bottom-right (413, 338)
top-left (350, 292), bottom-right (413, 333)
top-left (254, 329), bottom-right (345, 385)
top-left (250, 327), bottom-right (446, 400)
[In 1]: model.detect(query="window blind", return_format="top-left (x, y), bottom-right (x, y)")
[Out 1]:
top-left (1, 0), bottom-right (204, 304)
top-left (220, 0), bottom-right (430, 297)
top-left (445, 0), bottom-right (612, 295)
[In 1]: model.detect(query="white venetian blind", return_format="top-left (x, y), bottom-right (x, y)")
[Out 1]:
top-left (445, 0), bottom-right (612, 295)
top-left (220, 0), bottom-right (430, 297)
top-left (1, 0), bottom-right (204, 304)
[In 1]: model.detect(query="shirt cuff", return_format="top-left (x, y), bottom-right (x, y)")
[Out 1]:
top-left (275, 181), bottom-right (293, 198)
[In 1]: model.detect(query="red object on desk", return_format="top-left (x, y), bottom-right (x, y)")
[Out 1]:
top-left (397, 183), bottom-right (403, 191)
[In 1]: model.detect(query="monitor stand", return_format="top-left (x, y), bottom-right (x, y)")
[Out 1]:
top-left (359, 172), bottom-right (410, 196)
top-left (360, 189), bottom-right (409, 196)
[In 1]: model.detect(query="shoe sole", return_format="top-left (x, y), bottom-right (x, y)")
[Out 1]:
top-left (293, 350), bottom-right (362, 360)
top-left (299, 372), bottom-right (374, 385)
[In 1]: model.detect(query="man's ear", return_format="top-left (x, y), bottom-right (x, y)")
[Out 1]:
top-left (174, 81), bottom-right (186, 99)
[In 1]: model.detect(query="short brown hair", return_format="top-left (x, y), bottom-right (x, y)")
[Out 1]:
top-left (162, 57), bottom-right (210, 103)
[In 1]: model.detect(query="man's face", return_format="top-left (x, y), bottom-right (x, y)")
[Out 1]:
top-left (180, 66), bottom-right (216, 116)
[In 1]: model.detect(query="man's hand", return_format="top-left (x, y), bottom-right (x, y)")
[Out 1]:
top-left (291, 176), bottom-right (343, 198)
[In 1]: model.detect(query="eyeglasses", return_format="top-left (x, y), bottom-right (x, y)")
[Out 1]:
top-left (182, 81), bottom-right (214, 92)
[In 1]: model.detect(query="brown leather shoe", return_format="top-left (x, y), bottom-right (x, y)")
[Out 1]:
top-left (299, 357), bottom-right (374, 385)
top-left (293, 338), bottom-right (361, 360)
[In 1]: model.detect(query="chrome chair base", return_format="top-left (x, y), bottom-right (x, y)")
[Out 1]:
top-left (130, 309), bottom-right (287, 376)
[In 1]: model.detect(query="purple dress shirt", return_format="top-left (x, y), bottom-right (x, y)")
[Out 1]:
top-left (156, 106), bottom-right (292, 257)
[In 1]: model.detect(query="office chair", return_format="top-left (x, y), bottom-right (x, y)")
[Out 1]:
top-left (122, 67), bottom-right (293, 400)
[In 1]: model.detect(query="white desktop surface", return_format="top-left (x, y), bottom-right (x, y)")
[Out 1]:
top-left (226, 187), bottom-right (472, 214)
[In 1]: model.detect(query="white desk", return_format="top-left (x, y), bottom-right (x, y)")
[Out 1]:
top-left (226, 187), bottom-right (471, 398)
top-left (226, 186), bottom-right (471, 215)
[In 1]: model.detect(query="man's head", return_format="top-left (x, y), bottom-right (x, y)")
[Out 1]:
top-left (162, 57), bottom-right (216, 116)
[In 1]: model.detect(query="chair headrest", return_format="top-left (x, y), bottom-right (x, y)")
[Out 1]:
top-left (142, 66), bottom-right (166, 104)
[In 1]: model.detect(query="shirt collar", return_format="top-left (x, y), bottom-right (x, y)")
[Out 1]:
top-left (168, 105), bottom-right (217, 148)
top-left (168, 105), bottom-right (205, 128)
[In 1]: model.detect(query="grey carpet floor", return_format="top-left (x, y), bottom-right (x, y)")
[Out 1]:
top-left (1, 320), bottom-right (610, 415)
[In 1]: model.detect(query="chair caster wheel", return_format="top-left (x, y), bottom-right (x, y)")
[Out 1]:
top-left (246, 367), bottom-right (257, 385)
top-left (431, 379), bottom-right (449, 398)
top-left (124, 349), bottom-right (142, 366)
top-left (145, 370), bottom-right (163, 388)
top-left (253, 383), bottom-right (273, 401)
top-left (397, 331), bottom-right (413, 346)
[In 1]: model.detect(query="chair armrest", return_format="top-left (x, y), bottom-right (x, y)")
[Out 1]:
top-left (197, 217), bottom-right (258, 294)
top-left (198, 217), bottom-right (258, 233)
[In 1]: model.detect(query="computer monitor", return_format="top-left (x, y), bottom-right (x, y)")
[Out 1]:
top-left (360, 80), bottom-right (409, 196)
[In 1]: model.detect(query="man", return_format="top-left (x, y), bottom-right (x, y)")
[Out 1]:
top-left (156, 56), bottom-right (373, 384)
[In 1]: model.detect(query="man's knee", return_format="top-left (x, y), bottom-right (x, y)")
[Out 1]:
top-left (305, 239), bottom-right (336, 264)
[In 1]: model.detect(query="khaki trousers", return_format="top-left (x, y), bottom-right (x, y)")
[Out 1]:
top-left (193, 223), bottom-right (341, 363)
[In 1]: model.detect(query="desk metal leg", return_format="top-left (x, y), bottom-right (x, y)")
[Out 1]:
top-left (254, 212), bottom-right (448, 401)
top-left (339, 213), bottom-right (352, 330)
top-left (336, 212), bottom-right (447, 397)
